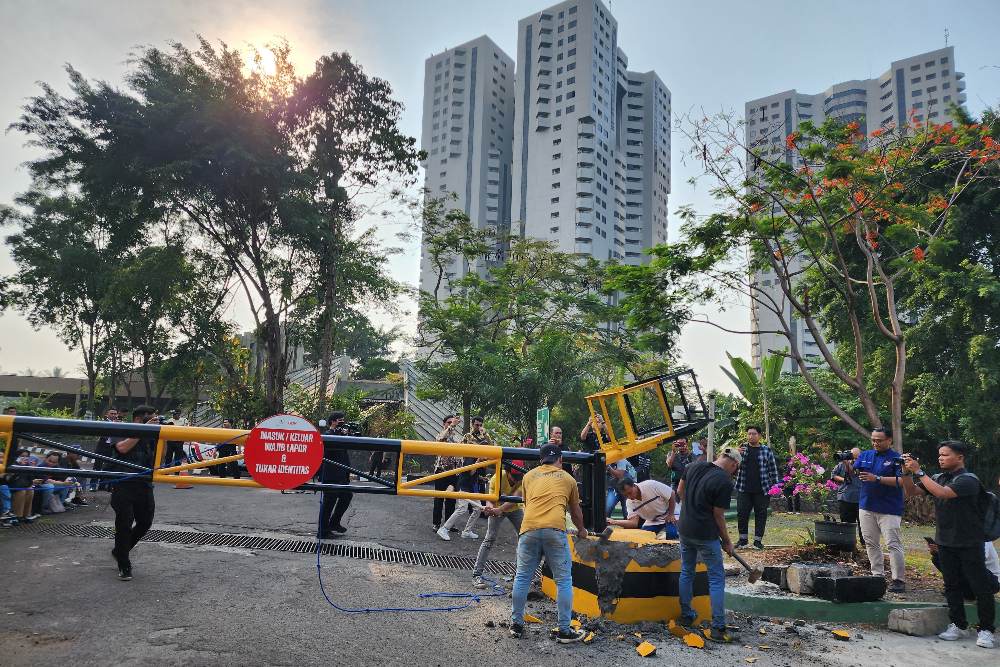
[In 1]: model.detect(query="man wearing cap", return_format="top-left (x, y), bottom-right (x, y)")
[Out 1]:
top-left (509, 443), bottom-right (587, 644)
top-left (472, 459), bottom-right (526, 589)
top-left (107, 405), bottom-right (159, 581)
top-left (676, 447), bottom-right (741, 642)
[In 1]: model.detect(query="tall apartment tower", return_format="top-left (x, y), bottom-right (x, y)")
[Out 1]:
top-left (418, 36), bottom-right (515, 300)
top-left (745, 46), bottom-right (966, 373)
top-left (511, 0), bottom-right (671, 265)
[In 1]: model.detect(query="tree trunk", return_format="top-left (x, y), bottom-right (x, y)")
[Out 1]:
top-left (261, 315), bottom-right (286, 417)
top-left (462, 393), bottom-right (472, 433)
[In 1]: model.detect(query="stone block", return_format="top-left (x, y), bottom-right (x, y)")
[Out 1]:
top-left (812, 576), bottom-right (886, 603)
top-left (888, 607), bottom-right (950, 636)
top-left (762, 565), bottom-right (788, 590)
top-left (786, 563), bottom-right (852, 595)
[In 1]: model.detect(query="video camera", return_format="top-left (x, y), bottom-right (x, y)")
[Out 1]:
top-left (834, 450), bottom-right (853, 462)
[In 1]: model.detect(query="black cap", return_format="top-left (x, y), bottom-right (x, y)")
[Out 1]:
top-left (539, 443), bottom-right (562, 464)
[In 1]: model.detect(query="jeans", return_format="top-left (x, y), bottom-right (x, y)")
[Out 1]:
top-left (679, 536), bottom-right (726, 630)
top-left (110, 483), bottom-right (155, 567)
top-left (606, 488), bottom-right (627, 517)
top-left (938, 544), bottom-right (996, 632)
top-left (473, 509), bottom-right (523, 577)
top-left (859, 509), bottom-right (905, 581)
top-left (640, 522), bottom-right (678, 539)
top-left (512, 528), bottom-right (573, 631)
top-left (736, 491), bottom-right (769, 541)
top-left (0, 484), bottom-right (11, 514)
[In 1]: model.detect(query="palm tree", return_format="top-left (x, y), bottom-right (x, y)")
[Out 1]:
top-left (720, 352), bottom-right (782, 443)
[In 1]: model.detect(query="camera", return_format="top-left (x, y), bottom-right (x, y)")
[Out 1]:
top-left (834, 451), bottom-right (853, 462)
top-left (157, 415), bottom-right (168, 425)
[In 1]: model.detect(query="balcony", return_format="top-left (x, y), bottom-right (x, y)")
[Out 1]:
top-left (576, 211), bottom-right (594, 226)
top-left (576, 166), bottom-right (595, 182)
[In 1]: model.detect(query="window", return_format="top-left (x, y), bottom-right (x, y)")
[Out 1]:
top-left (940, 56), bottom-right (949, 64)
top-left (551, 196), bottom-right (560, 204)
top-left (911, 77), bottom-right (921, 84)
top-left (566, 105), bottom-right (575, 113)
top-left (552, 152), bottom-right (562, 159)
top-left (568, 34), bottom-right (576, 43)
top-left (910, 64), bottom-right (920, 71)
top-left (943, 82), bottom-right (951, 89)
top-left (942, 69), bottom-right (950, 76)
top-left (925, 60), bottom-right (935, 67)
top-left (926, 73), bottom-right (937, 80)
top-left (551, 211), bottom-right (560, 218)
top-left (912, 89), bottom-right (923, 97)
top-left (567, 76), bottom-right (576, 85)
top-left (551, 182), bottom-right (561, 189)
top-left (553, 138), bottom-right (562, 145)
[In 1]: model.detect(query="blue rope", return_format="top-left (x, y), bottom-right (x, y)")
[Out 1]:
top-left (313, 492), bottom-right (506, 613)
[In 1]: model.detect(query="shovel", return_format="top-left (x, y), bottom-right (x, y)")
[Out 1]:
top-left (731, 551), bottom-right (763, 584)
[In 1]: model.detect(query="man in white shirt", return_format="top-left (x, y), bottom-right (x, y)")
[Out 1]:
top-left (607, 478), bottom-right (678, 538)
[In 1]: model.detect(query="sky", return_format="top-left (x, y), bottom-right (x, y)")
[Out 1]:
top-left (0, 0), bottom-right (998, 392)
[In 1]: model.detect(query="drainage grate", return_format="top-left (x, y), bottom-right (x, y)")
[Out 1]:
top-left (19, 523), bottom-right (518, 577)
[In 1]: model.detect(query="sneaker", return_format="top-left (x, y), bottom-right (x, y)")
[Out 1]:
top-left (473, 576), bottom-right (488, 590)
top-left (976, 629), bottom-right (995, 649)
top-left (753, 540), bottom-right (764, 550)
top-left (703, 627), bottom-right (737, 643)
top-left (939, 623), bottom-right (970, 641)
top-left (509, 623), bottom-right (524, 638)
top-left (432, 524), bottom-right (440, 532)
top-left (735, 539), bottom-right (748, 548)
top-left (22, 516), bottom-right (35, 524)
top-left (461, 530), bottom-right (479, 539)
top-left (27, 513), bottom-right (41, 521)
top-left (331, 524), bottom-right (347, 534)
top-left (71, 498), bottom-right (88, 506)
top-left (677, 615), bottom-right (699, 631)
top-left (555, 628), bottom-right (586, 644)
top-left (436, 526), bottom-right (452, 541)
top-left (888, 580), bottom-right (906, 593)
top-left (117, 565), bottom-right (133, 581)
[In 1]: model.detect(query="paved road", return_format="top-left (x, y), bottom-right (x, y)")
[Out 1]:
top-left (0, 483), bottom-right (994, 666)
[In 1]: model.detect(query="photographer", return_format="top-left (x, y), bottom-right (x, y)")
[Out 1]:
top-left (431, 414), bottom-right (462, 531)
top-left (855, 426), bottom-right (907, 592)
top-left (666, 438), bottom-right (694, 487)
top-left (107, 405), bottom-right (158, 581)
top-left (830, 447), bottom-right (864, 546)
top-left (903, 442), bottom-right (995, 649)
top-left (319, 411), bottom-right (353, 537)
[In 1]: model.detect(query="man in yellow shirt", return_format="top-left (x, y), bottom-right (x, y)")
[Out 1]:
top-left (510, 443), bottom-right (587, 643)
top-left (472, 459), bottom-right (525, 589)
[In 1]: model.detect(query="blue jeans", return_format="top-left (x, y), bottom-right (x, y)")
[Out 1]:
top-left (606, 488), bottom-right (627, 517)
top-left (512, 528), bottom-right (573, 631)
top-left (0, 484), bottom-right (11, 514)
top-left (679, 536), bottom-right (726, 630)
top-left (640, 522), bottom-right (679, 539)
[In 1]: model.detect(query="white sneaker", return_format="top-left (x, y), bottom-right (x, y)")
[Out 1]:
top-left (939, 623), bottom-right (970, 641)
top-left (436, 526), bottom-right (451, 541)
top-left (976, 629), bottom-right (995, 649)
top-left (461, 530), bottom-right (479, 539)
top-left (473, 576), bottom-right (487, 590)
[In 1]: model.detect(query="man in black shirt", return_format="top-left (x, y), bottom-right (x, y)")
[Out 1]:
top-left (93, 407), bottom-right (120, 491)
top-left (108, 405), bottom-right (158, 581)
top-left (677, 447), bottom-right (741, 642)
top-left (319, 412), bottom-right (353, 538)
top-left (904, 441), bottom-right (995, 649)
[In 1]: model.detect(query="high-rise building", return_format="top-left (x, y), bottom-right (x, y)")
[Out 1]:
top-left (417, 36), bottom-right (515, 300)
top-left (511, 0), bottom-right (671, 265)
top-left (746, 46), bottom-right (966, 373)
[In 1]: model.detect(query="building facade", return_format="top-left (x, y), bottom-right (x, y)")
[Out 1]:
top-left (511, 0), bottom-right (670, 265)
top-left (417, 36), bottom-right (515, 300)
top-left (745, 46), bottom-right (966, 373)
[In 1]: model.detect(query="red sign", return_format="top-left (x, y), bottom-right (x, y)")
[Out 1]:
top-left (244, 414), bottom-right (323, 490)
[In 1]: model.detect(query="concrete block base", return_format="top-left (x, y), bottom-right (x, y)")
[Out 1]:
top-left (888, 607), bottom-right (951, 636)
top-left (813, 576), bottom-right (886, 603)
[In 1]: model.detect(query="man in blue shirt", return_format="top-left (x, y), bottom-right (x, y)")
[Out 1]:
top-left (854, 426), bottom-right (906, 593)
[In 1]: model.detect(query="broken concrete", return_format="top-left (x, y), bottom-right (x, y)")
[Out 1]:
top-left (785, 563), bottom-right (851, 595)
top-left (888, 607), bottom-right (950, 636)
top-left (812, 576), bottom-right (886, 603)
top-left (762, 565), bottom-right (788, 590)
top-left (573, 535), bottom-right (681, 616)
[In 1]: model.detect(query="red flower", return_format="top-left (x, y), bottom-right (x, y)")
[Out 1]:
top-left (912, 247), bottom-right (925, 262)
top-left (785, 132), bottom-right (799, 150)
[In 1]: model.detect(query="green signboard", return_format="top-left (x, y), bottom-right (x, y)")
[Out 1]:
top-left (536, 407), bottom-right (550, 445)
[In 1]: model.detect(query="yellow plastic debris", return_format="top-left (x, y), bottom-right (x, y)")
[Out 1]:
top-left (745, 658), bottom-right (758, 664)
top-left (636, 641), bottom-right (657, 657)
top-left (758, 645), bottom-right (771, 650)
top-left (683, 633), bottom-right (705, 649)
top-left (583, 632), bottom-right (595, 644)
top-left (758, 627), bottom-right (768, 635)
top-left (634, 632), bottom-right (643, 639)
top-left (523, 614), bottom-right (542, 624)
top-left (668, 620), bottom-right (688, 638)
top-left (832, 629), bottom-right (850, 641)
top-left (570, 619), bottom-right (582, 630)
top-left (615, 634), bottom-right (626, 641)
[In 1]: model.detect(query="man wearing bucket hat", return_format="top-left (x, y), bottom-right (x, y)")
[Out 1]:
top-left (676, 446), bottom-right (741, 642)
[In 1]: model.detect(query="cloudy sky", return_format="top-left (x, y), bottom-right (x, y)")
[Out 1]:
top-left (1, 0), bottom-right (998, 391)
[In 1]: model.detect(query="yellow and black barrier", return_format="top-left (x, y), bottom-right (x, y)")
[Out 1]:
top-left (541, 529), bottom-right (711, 624)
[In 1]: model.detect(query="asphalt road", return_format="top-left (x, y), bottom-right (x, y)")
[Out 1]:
top-left (0, 483), bottom-right (994, 666)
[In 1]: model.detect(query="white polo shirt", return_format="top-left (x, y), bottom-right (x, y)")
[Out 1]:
top-left (625, 479), bottom-right (675, 525)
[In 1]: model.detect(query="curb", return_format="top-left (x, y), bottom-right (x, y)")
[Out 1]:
top-left (725, 588), bottom-right (1000, 625)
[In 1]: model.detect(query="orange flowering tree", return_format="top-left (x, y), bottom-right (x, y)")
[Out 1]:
top-left (660, 112), bottom-right (1000, 449)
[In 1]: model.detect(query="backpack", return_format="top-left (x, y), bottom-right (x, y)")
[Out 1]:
top-left (955, 473), bottom-right (1000, 541)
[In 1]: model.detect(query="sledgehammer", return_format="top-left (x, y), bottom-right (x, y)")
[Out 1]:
top-left (731, 552), bottom-right (763, 584)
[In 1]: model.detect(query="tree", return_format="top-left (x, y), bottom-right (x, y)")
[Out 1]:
top-left (721, 353), bottom-right (781, 442)
top-left (639, 111), bottom-right (1000, 450)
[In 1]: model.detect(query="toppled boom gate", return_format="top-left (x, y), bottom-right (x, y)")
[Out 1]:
top-left (0, 370), bottom-right (708, 534)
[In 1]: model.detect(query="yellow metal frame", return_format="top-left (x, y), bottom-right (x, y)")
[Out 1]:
top-left (585, 379), bottom-right (675, 465)
top-left (395, 440), bottom-right (503, 502)
top-left (0, 414), bottom-right (13, 474)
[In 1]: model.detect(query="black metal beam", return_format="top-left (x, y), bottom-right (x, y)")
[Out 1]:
top-left (320, 457), bottom-right (394, 489)
top-left (6, 464), bottom-right (149, 480)
top-left (14, 433), bottom-right (152, 472)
